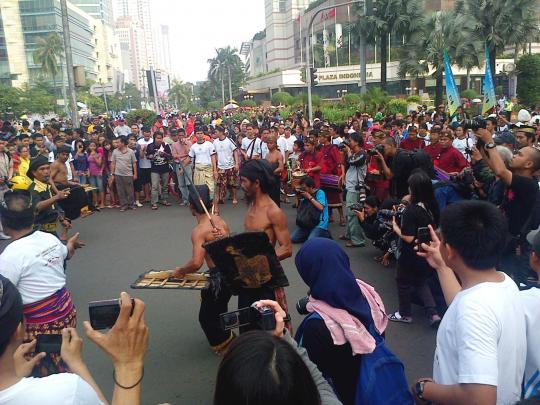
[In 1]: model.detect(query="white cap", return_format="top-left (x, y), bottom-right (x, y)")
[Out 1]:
top-left (518, 109), bottom-right (532, 123)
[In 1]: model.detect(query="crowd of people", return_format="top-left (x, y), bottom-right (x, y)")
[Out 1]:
top-left (0, 99), bottom-right (539, 404)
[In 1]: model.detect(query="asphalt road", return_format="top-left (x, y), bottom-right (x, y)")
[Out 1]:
top-left (10, 201), bottom-right (437, 404)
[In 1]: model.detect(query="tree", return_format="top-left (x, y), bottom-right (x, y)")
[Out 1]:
top-left (271, 91), bottom-right (295, 106)
top-left (208, 47), bottom-right (245, 106)
top-left (33, 33), bottom-right (64, 100)
top-left (220, 46), bottom-right (243, 102)
top-left (455, 0), bottom-right (538, 83)
top-left (360, 87), bottom-right (390, 113)
top-left (208, 50), bottom-right (226, 105)
top-left (517, 54), bottom-right (540, 107)
top-left (168, 80), bottom-right (193, 110)
top-left (352, 0), bottom-right (424, 91)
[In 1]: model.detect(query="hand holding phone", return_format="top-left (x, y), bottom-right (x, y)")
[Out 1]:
top-left (36, 334), bottom-right (62, 354)
top-left (417, 227), bottom-right (432, 251)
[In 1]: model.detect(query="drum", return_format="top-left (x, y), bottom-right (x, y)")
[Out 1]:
top-left (320, 173), bottom-right (341, 190)
top-left (291, 171), bottom-right (307, 189)
top-left (57, 185), bottom-right (88, 220)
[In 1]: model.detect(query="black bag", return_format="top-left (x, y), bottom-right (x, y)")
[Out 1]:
top-left (296, 195), bottom-right (321, 230)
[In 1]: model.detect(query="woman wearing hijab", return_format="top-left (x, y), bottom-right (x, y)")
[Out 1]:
top-left (294, 238), bottom-right (388, 405)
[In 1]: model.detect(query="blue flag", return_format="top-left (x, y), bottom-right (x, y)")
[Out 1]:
top-left (444, 50), bottom-right (460, 117)
top-left (483, 46), bottom-right (496, 114)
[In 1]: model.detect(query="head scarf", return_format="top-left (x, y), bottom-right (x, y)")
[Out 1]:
top-left (0, 275), bottom-right (23, 352)
top-left (295, 238), bottom-right (373, 329)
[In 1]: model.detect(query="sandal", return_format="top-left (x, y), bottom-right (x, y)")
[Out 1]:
top-left (160, 200), bottom-right (171, 206)
top-left (346, 242), bottom-right (365, 248)
top-left (232, 199), bottom-right (238, 205)
top-left (388, 312), bottom-right (412, 323)
top-left (151, 204), bottom-right (158, 210)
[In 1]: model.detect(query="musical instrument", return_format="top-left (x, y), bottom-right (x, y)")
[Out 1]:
top-left (203, 231), bottom-right (289, 295)
top-left (320, 173), bottom-right (341, 190)
top-left (291, 171), bottom-right (307, 189)
top-left (56, 185), bottom-right (89, 220)
top-left (131, 271), bottom-right (209, 290)
top-left (83, 185), bottom-right (97, 192)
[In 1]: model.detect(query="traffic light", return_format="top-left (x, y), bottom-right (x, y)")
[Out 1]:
top-left (310, 68), bottom-right (319, 86)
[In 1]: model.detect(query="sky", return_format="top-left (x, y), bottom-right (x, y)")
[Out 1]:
top-left (150, 0), bottom-right (266, 83)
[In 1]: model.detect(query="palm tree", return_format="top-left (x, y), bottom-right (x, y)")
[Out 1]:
top-left (352, 0), bottom-right (424, 91)
top-left (455, 0), bottom-right (538, 83)
top-left (208, 49), bottom-right (226, 105)
top-left (220, 46), bottom-right (243, 101)
top-left (168, 80), bottom-right (193, 109)
top-left (33, 33), bottom-right (64, 99)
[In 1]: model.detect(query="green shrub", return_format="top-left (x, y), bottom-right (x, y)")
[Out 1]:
top-left (461, 89), bottom-right (478, 100)
top-left (240, 100), bottom-right (257, 107)
top-left (207, 101), bottom-right (223, 111)
top-left (125, 109), bottom-right (155, 127)
top-left (517, 54), bottom-right (540, 107)
top-left (406, 95), bottom-right (422, 103)
top-left (386, 99), bottom-right (408, 115)
top-left (272, 91), bottom-right (294, 106)
top-left (343, 93), bottom-right (362, 106)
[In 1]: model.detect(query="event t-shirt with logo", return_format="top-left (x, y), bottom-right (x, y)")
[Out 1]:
top-left (241, 137), bottom-right (262, 159)
top-left (520, 285), bottom-right (540, 399)
top-left (137, 138), bottom-right (153, 169)
top-left (189, 141), bottom-right (216, 166)
top-left (433, 273), bottom-right (526, 405)
top-left (214, 137), bottom-right (237, 170)
top-left (0, 374), bottom-right (103, 405)
top-left (0, 231), bottom-right (68, 305)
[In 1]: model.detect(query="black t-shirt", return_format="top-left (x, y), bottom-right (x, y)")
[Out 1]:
top-left (505, 174), bottom-right (539, 236)
top-left (302, 318), bottom-right (360, 405)
top-left (390, 150), bottom-right (414, 199)
top-left (146, 143), bottom-right (172, 173)
top-left (398, 203), bottom-right (434, 268)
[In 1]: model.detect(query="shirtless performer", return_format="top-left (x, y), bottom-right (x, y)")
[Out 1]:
top-left (263, 135), bottom-right (284, 207)
top-left (171, 185), bottom-right (234, 354)
top-left (238, 159), bottom-right (292, 320)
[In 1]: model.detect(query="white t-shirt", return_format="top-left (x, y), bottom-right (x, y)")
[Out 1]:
top-left (241, 137), bottom-right (262, 159)
top-left (452, 135), bottom-right (475, 161)
top-left (0, 231), bottom-right (68, 305)
top-left (214, 137), bottom-right (237, 170)
top-left (277, 137), bottom-right (288, 160)
top-left (137, 138), bottom-right (153, 169)
top-left (433, 274), bottom-right (526, 405)
top-left (260, 141), bottom-right (269, 160)
top-left (283, 135), bottom-right (297, 153)
top-left (332, 136), bottom-right (344, 146)
top-left (520, 286), bottom-right (540, 399)
top-left (189, 141), bottom-right (216, 166)
top-left (113, 125), bottom-right (131, 137)
top-left (0, 373), bottom-right (103, 405)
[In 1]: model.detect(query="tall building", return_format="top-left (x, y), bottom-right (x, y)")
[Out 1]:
top-left (155, 24), bottom-right (171, 74)
top-left (115, 15), bottom-right (147, 89)
top-left (70, 0), bottom-right (114, 25)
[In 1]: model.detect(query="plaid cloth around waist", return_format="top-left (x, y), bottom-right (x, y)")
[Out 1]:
top-left (23, 287), bottom-right (74, 324)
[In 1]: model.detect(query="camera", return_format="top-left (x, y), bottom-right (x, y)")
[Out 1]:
top-left (449, 167), bottom-right (475, 186)
top-left (350, 202), bottom-right (364, 212)
top-left (339, 140), bottom-right (351, 150)
top-left (461, 116), bottom-right (486, 131)
top-left (220, 302), bottom-right (276, 331)
top-left (89, 298), bottom-right (135, 330)
top-left (368, 144), bottom-right (385, 156)
top-left (296, 296), bottom-right (310, 315)
top-left (379, 207), bottom-right (405, 221)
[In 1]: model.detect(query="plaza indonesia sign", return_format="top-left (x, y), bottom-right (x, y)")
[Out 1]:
top-left (317, 66), bottom-right (375, 84)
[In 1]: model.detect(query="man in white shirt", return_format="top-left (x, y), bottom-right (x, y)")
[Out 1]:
top-left (136, 126), bottom-right (153, 204)
top-left (213, 126), bottom-right (239, 205)
top-left (282, 126), bottom-right (297, 155)
top-left (189, 127), bottom-right (218, 211)
top-left (412, 201), bottom-right (526, 405)
top-left (113, 118), bottom-right (131, 137)
top-left (241, 124), bottom-right (262, 161)
top-left (521, 228), bottom-right (540, 399)
top-left (329, 124), bottom-right (343, 146)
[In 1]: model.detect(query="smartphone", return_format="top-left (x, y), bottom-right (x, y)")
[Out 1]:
top-left (417, 227), bottom-right (431, 250)
top-left (89, 298), bottom-right (135, 330)
top-left (219, 307), bottom-right (253, 331)
top-left (36, 334), bottom-right (62, 354)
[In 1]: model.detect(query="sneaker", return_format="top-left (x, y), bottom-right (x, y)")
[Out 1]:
top-left (388, 311), bottom-right (412, 323)
top-left (0, 232), bottom-right (11, 240)
top-left (429, 314), bottom-right (442, 327)
top-left (135, 201), bottom-right (143, 207)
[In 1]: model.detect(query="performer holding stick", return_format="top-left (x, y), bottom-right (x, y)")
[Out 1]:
top-left (171, 185), bottom-right (234, 355)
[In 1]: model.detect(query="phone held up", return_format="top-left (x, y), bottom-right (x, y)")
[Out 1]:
top-left (417, 227), bottom-right (432, 252)
top-left (89, 298), bottom-right (135, 330)
top-left (35, 334), bottom-right (62, 354)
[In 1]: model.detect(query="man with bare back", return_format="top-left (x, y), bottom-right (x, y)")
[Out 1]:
top-left (171, 185), bottom-right (234, 354)
top-left (263, 135), bottom-right (284, 207)
top-left (239, 159), bottom-right (292, 317)
top-left (49, 145), bottom-right (78, 190)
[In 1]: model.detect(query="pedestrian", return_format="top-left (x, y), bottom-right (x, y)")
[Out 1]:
top-left (189, 127), bottom-right (218, 211)
top-left (137, 126), bottom-right (153, 204)
top-left (146, 132), bottom-right (172, 210)
top-left (213, 126), bottom-right (239, 205)
top-left (171, 128), bottom-right (192, 206)
top-left (111, 136), bottom-right (137, 211)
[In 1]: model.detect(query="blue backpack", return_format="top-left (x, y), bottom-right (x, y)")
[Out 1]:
top-left (296, 312), bottom-right (414, 405)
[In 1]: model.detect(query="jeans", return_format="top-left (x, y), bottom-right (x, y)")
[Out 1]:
top-left (78, 175), bottom-right (88, 184)
top-left (291, 227), bottom-right (331, 243)
top-left (151, 171), bottom-right (169, 204)
top-left (345, 191), bottom-right (366, 246)
top-left (176, 163), bottom-right (193, 204)
top-left (88, 175), bottom-right (103, 192)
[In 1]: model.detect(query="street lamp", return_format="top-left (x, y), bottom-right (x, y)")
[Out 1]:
top-left (337, 89), bottom-right (348, 99)
top-left (405, 87), bottom-right (418, 95)
top-left (304, 0), bottom-right (365, 123)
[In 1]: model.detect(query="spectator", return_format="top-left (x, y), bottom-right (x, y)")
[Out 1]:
top-left (291, 176), bottom-right (330, 243)
top-left (424, 127), bottom-right (442, 161)
top-left (214, 300), bottom-right (342, 405)
top-left (389, 171), bottom-right (442, 326)
top-left (515, 126), bottom-right (536, 149)
top-left (452, 125), bottom-right (474, 161)
top-left (146, 132), bottom-right (172, 210)
top-left (318, 130), bottom-right (345, 227)
top-left (86, 141), bottom-right (104, 209)
top-left (413, 201), bottom-right (526, 405)
top-left (189, 127), bottom-right (218, 212)
top-left (136, 126), bottom-right (153, 204)
top-left (113, 118), bottom-right (130, 138)
top-left (0, 280), bottom-right (148, 405)
top-left (436, 130), bottom-right (469, 174)
top-left (399, 126), bottom-right (424, 151)
top-left (111, 136), bottom-right (138, 212)
top-left (171, 128), bottom-right (193, 206)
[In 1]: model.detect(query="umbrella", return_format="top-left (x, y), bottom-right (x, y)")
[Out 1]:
top-left (471, 98), bottom-right (482, 103)
top-left (77, 102), bottom-right (87, 108)
top-left (223, 103), bottom-right (239, 111)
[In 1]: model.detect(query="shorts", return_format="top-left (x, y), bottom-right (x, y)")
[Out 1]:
top-left (88, 175), bottom-right (103, 192)
top-left (217, 168), bottom-right (238, 188)
top-left (139, 167), bottom-right (151, 185)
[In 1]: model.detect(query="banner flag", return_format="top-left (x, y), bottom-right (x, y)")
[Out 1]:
top-left (483, 45), bottom-right (496, 114)
top-left (444, 50), bottom-right (460, 117)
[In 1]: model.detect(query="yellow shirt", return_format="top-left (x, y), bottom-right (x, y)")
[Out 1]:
top-left (18, 156), bottom-right (30, 178)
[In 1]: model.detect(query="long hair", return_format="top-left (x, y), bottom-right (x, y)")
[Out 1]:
top-left (408, 170), bottom-right (440, 224)
top-left (214, 331), bottom-right (321, 405)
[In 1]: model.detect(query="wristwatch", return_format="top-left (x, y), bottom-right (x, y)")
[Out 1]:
top-left (415, 379), bottom-right (431, 402)
top-left (485, 142), bottom-right (496, 150)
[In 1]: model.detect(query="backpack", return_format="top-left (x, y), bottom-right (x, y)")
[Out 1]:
top-left (295, 190), bottom-right (322, 230)
top-left (296, 312), bottom-right (414, 405)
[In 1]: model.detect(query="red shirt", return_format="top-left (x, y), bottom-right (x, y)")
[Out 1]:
top-left (424, 143), bottom-right (442, 161)
top-left (399, 137), bottom-right (424, 151)
top-left (299, 151), bottom-right (321, 188)
top-left (318, 144), bottom-right (342, 175)
top-left (436, 146), bottom-right (469, 173)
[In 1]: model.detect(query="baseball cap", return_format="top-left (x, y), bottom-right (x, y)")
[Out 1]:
top-left (494, 131), bottom-right (516, 146)
top-left (527, 227), bottom-right (540, 255)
